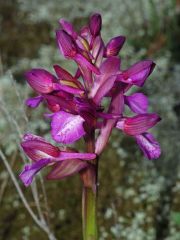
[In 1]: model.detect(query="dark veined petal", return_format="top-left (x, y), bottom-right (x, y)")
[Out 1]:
top-left (25, 69), bottom-right (55, 93)
top-left (105, 36), bottom-right (126, 57)
top-left (47, 159), bottom-right (88, 180)
top-left (125, 93), bottom-right (149, 114)
top-left (53, 64), bottom-right (84, 89)
top-left (116, 113), bottom-right (161, 136)
top-left (21, 135), bottom-right (60, 161)
top-left (25, 95), bottom-right (43, 108)
top-left (51, 111), bottom-right (86, 144)
top-left (59, 19), bottom-right (78, 39)
top-left (135, 133), bottom-right (161, 159)
top-left (89, 13), bottom-right (102, 36)
top-left (117, 60), bottom-right (155, 87)
top-left (53, 64), bottom-right (76, 81)
top-left (19, 159), bottom-right (51, 187)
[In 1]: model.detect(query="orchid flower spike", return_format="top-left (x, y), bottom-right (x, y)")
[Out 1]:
top-left (21, 13), bottom-right (161, 188)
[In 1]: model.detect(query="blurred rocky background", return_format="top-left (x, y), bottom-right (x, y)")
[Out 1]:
top-left (0, 0), bottom-right (180, 239)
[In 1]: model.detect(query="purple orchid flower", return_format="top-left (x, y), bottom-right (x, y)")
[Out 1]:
top-left (20, 133), bottom-right (95, 186)
top-left (20, 13), bottom-right (161, 189)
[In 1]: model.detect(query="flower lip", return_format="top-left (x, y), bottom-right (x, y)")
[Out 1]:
top-left (25, 95), bottom-right (43, 108)
top-left (19, 158), bottom-right (51, 187)
top-left (135, 133), bottom-right (161, 160)
top-left (51, 111), bottom-right (86, 144)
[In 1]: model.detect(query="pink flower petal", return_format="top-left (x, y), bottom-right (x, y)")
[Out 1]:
top-left (56, 151), bottom-right (96, 161)
top-left (80, 26), bottom-right (92, 45)
top-left (59, 19), bottom-right (78, 39)
top-left (25, 96), bottom-right (43, 108)
top-left (93, 75), bottom-right (117, 104)
top-left (51, 111), bottom-right (86, 144)
top-left (90, 57), bottom-right (120, 104)
top-left (53, 64), bottom-right (84, 89)
top-left (75, 53), bottom-right (100, 75)
top-left (89, 13), bottom-right (102, 36)
top-left (116, 113), bottom-right (161, 136)
top-left (47, 159), bottom-right (88, 180)
top-left (56, 30), bottom-right (77, 58)
top-left (21, 135), bottom-right (60, 161)
top-left (117, 60), bottom-right (155, 87)
top-left (25, 69), bottom-right (55, 93)
top-left (135, 133), bottom-right (161, 159)
top-left (19, 159), bottom-right (51, 187)
top-left (44, 94), bottom-right (76, 113)
top-left (105, 36), bottom-right (126, 57)
top-left (95, 87), bottom-right (124, 155)
top-left (125, 93), bottom-right (149, 114)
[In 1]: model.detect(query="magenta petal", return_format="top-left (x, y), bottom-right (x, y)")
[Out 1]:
top-left (23, 133), bottom-right (47, 142)
top-left (56, 151), bottom-right (96, 161)
top-left (53, 83), bottom-right (84, 95)
top-left (123, 113), bottom-right (161, 136)
top-left (95, 88), bottom-right (124, 155)
top-left (53, 64), bottom-right (75, 81)
top-left (25, 96), bottom-right (43, 108)
top-left (56, 30), bottom-right (77, 58)
top-left (105, 36), bottom-right (126, 57)
top-left (19, 159), bottom-right (51, 187)
top-left (89, 13), bottom-right (102, 36)
top-left (119, 60), bottom-right (156, 87)
top-left (53, 64), bottom-right (83, 88)
top-left (75, 53), bottom-right (100, 75)
top-left (80, 26), bottom-right (92, 45)
top-left (97, 112), bottom-right (120, 120)
top-left (44, 94), bottom-right (76, 114)
top-left (47, 159), bottom-right (88, 180)
top-left (59, 19), bottom-right (78, 39)
top-left (21, 135), bottom-right (60, 161)
top-left (51, 111), bottom-right (86, 144)
top-left (90, 57), bottom-right (120, 103)
top-left (93, 75), bottom-right (117, 104)
top-left (92, 36), bottom-right (104, 59)
top-left (25, 69), bottom-right (55, 93)
top-left (125, 93), bottom-right (149, 114)
top-left (95, 45), bottom-right (104, 67)
top-left (135, 133), bottom-right (161, 160)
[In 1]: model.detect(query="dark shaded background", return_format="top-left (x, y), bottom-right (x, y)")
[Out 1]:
top-left (0, 0), bottom-right (180, 239)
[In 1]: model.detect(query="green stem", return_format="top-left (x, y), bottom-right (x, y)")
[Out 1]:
top-left (82, 186), bottom-right (97, 240)
top-left (82, 130), bottom-right (98, 240)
